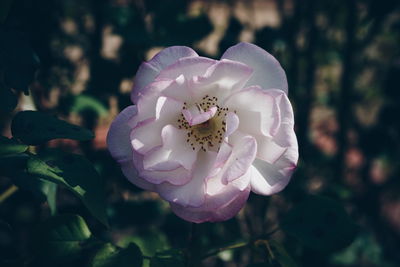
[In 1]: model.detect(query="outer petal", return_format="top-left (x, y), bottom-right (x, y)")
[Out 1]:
top-left (189, 59), bottom-right (253, 101)
top-left (106, 106), bottom-right (155, 191)
top-left (170, 169), bottom-right (252, 223)
top-left (132, 150), bottom-right (190, 186)
top-left (221, 42), bottom-right (288, 94)
top-left (225, 86), bottom-right (280, 138)
top-left (156, 151), bottom-right (216, 207)
top-left (250, 158), bottom-right (296, 195)
top-left (156, 56), bottom-right (216, 81)
top-left (250, 90), bottom-right (298, 195)
top-left (132, 46), bottom-right (198, 103)
top-left (130, 80), bottom-right (175, 127)
top-left (107, 106), bottom-right (137, 163)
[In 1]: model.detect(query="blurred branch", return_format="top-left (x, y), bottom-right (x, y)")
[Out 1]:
top-left (297, 0), bottom-right (316, 154)
top-left (336, 0), bottom-right (357, 178)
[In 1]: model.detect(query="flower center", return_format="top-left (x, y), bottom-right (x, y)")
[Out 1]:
top-left (176, 95), bottom-right (233, 152)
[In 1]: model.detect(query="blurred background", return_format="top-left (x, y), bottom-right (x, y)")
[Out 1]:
top-left (1, 0), bottom-right (400, 266)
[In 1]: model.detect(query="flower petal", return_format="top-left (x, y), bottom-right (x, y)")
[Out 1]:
top-left (107, 105), bottom-right (137, 163)
top-left (143, 125), bottom-right (197, 171)
top-left (221, 42), bottom-right (288, 93)
top-left (220, 135), bottom-right (257, 186)
top-left (182, 106), bottom-right (217, 126)
top-left (131, 96), bottom-right (184, 154)
top-left (170, 169), bottom-right (252, 223)
top-left (225, 86), bottom-right (280, 138)
top-left (189, 59), bottom-right (253, 101)
top-left (106, 106), bottom-right (155, 191)
top-left (132, 46), bottom-right (198, 103)
top-left (130, 80), bottom-right (175, 127)
top-left (156, 56), bottom-right (216, 81)
top-left (250, 158), bottom-right (296, 195)
top-left (250, 91), bottom-right (298, 195)
top-left (224, 112), bottom-right (239, 137)
top-left (120, 159), bottom-right (155, 191)
top-left (156, 151), bottom-right (216, 207)
top-left (214, 141), bottom-right (232, 168)
top-left (132, 150), bottom-right (190, 186)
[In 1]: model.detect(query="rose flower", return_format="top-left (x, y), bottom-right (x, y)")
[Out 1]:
top-left (107, 43), bottom-right (298, 223)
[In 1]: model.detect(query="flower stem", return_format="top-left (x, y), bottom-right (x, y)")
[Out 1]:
top-left (201, 240), bottom-right (249, 260)
top-left (0, 185), bottom-right (18, 204)
top-left (186, 223), bottom-right (199, 267)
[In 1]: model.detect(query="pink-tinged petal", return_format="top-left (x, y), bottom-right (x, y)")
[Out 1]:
top-left (214, 141), bottom-right (232, 168)
top-left (224, 112), bottom-right (239, 137)
top-left (248, 89), bottom-right (297, 195)
top-left (182, 106), bottom-right (217, 126)
top-left (156, 56), bottom-right (216, 81)
top-left (107, 105), bottom-right (137, 162)
top-left (131, 96), bottom-right (184, 154)
top-left (141, 167), bottom-right (191, 186)
top-left (132, 46), bottom-right (198, 103)
top-left (250, 157), bottom-right (296, 195)
top-left (170, 169), bottom-right (252, 223)
top-left (156, 151), bottom-right (217, 207)
top-left (225, 86), bottom-right (280, 138)
top-left (132, 150), bottom-right (191, 186)
top-left (221, 42), bottom-right (288, 93)
top-left (130, 80), bottom-right (175, 126)
top-left (106, 106), bottom-right (155, 191)
top-left (143, 125), bottom-right (197, 171)
top-left (221, 135), bottom-right (257, 185)
top-left (170, 188), bottom-right (250, 223)
top-left (120, 159), bottom-right (155, 191)
top-left (254, 135), bottom-right (287, 164)
top-left (189, 59), bottom-right (253, 101)
top-left (264, 89), bottom-right (297, 148)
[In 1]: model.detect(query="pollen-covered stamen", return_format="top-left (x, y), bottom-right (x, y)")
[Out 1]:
top-left (176, 96), bottom-right (236, 152)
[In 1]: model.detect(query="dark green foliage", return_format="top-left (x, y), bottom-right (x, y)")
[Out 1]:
top-left (90, 243), bottom-right (143, 267)
top-left (118, 228), bottom-right (169, 257)
top-left (26, 150), bottom-right (108, 226)
top-left (0, 136), bottom-right (28, 157)
top-left (33, 214), bottom-right (92, 261)
top-left (150, 249), bottom-right (185, 267)
top-left (281, 195), bottom-right (358, 252)
top-left (12, 173), bottom-right (57, 214)
top-left (11, 111), bottom-right (94, 145)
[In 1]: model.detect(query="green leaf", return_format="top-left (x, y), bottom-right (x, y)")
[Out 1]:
top-left (34, 214), bottom-right (92, 261)
top-left (91, 243), bottom-right (143, 267)
top-left (150, 249), bottom-right (185, 267)
top-left (0, 136), bottom-right (28, 157)
top-left (13, 173), bottom-right (57, 214)
top-left (0, 0), bottom-right (13, 24)
top-left (0, 86), bottom-right (17, 112)
top-left (11, 111), bottom-right (94, 145)
top-left (0, 154), bottom-right (57, 214)
top-left (281, 195), bottom-right (358, 252)
top-left (27, 150), bottom-right (108, 226)
top-left (118, 228), bottom-right (169, 257)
